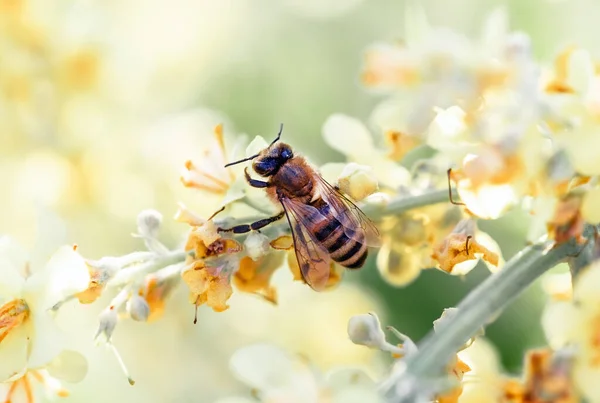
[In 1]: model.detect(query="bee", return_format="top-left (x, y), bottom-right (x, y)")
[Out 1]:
top-left (218, 125), bottom-right (380, 290)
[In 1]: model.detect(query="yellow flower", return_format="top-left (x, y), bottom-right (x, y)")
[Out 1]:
top-left (545, 46), bottom-right (594, 96)
top-left (542, 261), bottom-right (600, 402)
top-left (136, 275), bottom-right (178, 322)
top-left (376, 204), bottom-right (465, 286)
top-left (361, 42), bottom-right (419, 89)
top-left (431, 219), bottom-right (501, 276)
top-left (183, 263), bottom-right (234, 313)
top-left (232, 253), bottom-right (284, 304)
top-left (437, 355), bottom-right (471, 403)
top-left (181, 219), bottom-right (242, 314)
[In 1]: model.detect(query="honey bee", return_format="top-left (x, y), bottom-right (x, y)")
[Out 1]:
top-left (218, 125), bottom-right (380, 290)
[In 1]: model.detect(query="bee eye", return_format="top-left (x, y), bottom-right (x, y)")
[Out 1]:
top-left (281, 149), bottom-right (293, 159)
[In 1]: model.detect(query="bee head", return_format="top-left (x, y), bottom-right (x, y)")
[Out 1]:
top-left (253, 143), bottom-right (294, 177)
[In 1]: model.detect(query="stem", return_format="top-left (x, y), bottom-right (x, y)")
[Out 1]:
top-left (381, 239), bottom-right (578, 402)
top-left (361, 189), bottom-right (451, 220)
top-left (109, 250), bottom-right (188, 287)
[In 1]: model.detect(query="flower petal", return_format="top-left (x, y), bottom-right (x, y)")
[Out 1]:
top-left (27, 311), bottom-right (66, 369)
top-left (0, 256), bottom-right (26, 301)
top-left (24, 246), bottom-right (90, 309)
top-left (246, 135), bottom-right (269, 157)
top-left (0, 323), bottom-right (28, 382)
top-left (0, 237), bottom-right (29, 275)
top-left (229, 343), bottom-right (295, 391)
top-left (46, 350), bottom-right (88, 383)
top-left (219, 176), bottom-right (247, 208)
top-left (326, 368), bottom-right (376, 390)
top-left (322, 114), bottom-right (374, 158)
top-left (541, 301), bottom-right (578, 350)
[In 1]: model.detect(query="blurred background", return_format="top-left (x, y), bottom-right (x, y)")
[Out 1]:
top-left (0, 0), bottom-right (595, 401)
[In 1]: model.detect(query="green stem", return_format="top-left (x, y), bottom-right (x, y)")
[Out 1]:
top-left (361, 189), bottom-right (451, 220)
top-left (382, 239), bottom-right (578, 402)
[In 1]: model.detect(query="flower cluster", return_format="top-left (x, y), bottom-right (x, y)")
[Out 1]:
top-left (6, 4), bottom-right (600, 403)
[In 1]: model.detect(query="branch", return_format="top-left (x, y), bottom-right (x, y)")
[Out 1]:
top-left (381, 239), bottom-right (579, 402)
top-left (361, 188), bottom-right (451, 220)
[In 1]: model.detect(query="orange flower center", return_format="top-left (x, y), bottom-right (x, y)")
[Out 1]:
top-left (3, 370), bottom-right (69, 403)
top-left (0, 298), bottom-right (29, 344)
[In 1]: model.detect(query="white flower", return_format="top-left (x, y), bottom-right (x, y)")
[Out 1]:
top-left (230, 343), bottom-right (321, 403)
top-left (0, 238), bottom-right (90, 382)
top-left (322, 114), bottom-right (410, 189)
top-left (228, 343), bottom-right (382, 403)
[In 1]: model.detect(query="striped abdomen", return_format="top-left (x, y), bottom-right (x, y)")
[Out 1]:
top-left (311, 199), bottom-right (368, 269)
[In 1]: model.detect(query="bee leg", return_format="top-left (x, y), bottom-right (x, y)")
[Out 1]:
top-left (218, 211), bottom-right (285, 234)
top-left (244, 167), bottom-right (270, 188)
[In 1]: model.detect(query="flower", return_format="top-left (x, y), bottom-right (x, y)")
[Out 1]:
top-left (319, 162), bottom-right (379, 203)
top-left (134, 274), bottom-right (178, 322)
top-left (180, 124), bottom-right (235, 195)
top-left (322, 114), bottom-right (410, 189)
top-left (225, 343), bottom-right (383, 403)
top-left (542, 261), bottom-right (600, 402)
top-left (180, 123), bottom-right (252, 209)
top-left (0, 366), bottom-right (84, 403)
top-left (347, 313), bottom-right (387, 349)
top-left (431, 218), bottom-right (502, 276)
top-left (232, 252), bottom-right (284, 304)
top-left (0, 238), bottom-right (90, 382)
top-left (376, 203), bottom-right (465, 286)
top-left (182, 220), bottom-right (242, 314)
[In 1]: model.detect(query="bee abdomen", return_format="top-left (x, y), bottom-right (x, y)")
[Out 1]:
top-left (312, 200), bottom-right (368, 269)
top-left (332, 239), bottom-right (368, 269)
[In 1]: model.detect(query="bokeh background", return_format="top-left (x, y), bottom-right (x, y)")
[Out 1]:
top-left (0, 0), bottom-right (595, 401)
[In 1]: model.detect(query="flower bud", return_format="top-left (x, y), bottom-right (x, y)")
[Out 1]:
top-left (137, 209), bottom-right (163, 238)
top-left (243, 232), bottom-right (271, 261)
top-left (126, 295), bottom-right (150, 322)
top-left (347, 313), bottom-right (387, 348)
top-left (338, 163), bottom-right (378, 201)
top-left (95, 307), bottom-right (118, 343)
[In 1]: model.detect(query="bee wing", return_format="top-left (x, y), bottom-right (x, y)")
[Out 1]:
top-left (280, 197), bottom-right (332, 291)
top-left (315, 176), bottom-right (381, 247)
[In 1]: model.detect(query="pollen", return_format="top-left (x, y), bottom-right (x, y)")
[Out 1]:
top-left (0, 299), bottom-right (29, 344)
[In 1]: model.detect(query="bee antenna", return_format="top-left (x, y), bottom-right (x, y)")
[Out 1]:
top-left (224, 153), bottom-right (260, 168)
top-left (223, 124), bottom-right (283, 168)
top-left (270, 123), bottom-right (284, 146)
